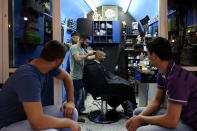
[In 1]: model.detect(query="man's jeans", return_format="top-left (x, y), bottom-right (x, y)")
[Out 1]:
top-left (134, 107), bottom-right (193, 131)
top-left (0, 105), bottom-right (78, 131)
top-left (73, 80), bottom-right (85, 112)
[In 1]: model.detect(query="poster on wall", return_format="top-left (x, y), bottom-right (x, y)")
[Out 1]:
top-left (132, 22), bottom-right (138, 30)
top-left (102, 6), bottom-right (118, 20)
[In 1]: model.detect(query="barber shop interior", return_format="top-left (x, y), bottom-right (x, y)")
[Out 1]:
top-left (0, 0), bottom-right (197, 131)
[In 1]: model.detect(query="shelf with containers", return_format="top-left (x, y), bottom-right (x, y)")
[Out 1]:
top-left (122, 21), bottom-right (139, 42)
top-left (124, 41), bottom-right (145, 81)
top-left (126, 48), bottom-right (146, 80)
top-left (92, 21), bottom-right (120, 44)
top-left (121, 22), bottom-right (139, 49)
top-left (121, 23), bottom-right (143, 81)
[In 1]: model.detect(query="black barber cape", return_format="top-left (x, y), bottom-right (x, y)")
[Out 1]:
top-left (83, 61), bottom-right (133, 90)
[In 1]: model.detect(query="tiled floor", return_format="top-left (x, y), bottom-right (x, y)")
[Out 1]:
top-left (79, 95), bottom-right (138, 131)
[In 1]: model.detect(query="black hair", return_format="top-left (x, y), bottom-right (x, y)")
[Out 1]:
top-left (40, 40), bottom-right (67, 61)
top-left (146, 37), bottom-right (172, 61)
top-left (71, 32), bottom-right (80, 37)
top-left (80, 34), bottom-right (90, 40)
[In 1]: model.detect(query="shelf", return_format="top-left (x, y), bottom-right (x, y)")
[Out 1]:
top-left (148, 20), bottom-right (159, 26)
top-left (93, 35), bottom-right (106, 36)
top-left (93, 42), bottom-right (113, 44)
top-left (128, 57), bottom-right (140, 60)
top-left (144, 37), bottom-right (152, 39)
top-left (168, 10), bottom-right (176, 16)
top-left (125, 48), bottom-right (144, 52)
top-left (92, 21), bottom-right (120, 43)
top-left (123, 34), bottom-right (138, 37)
top-left (125, 48), bottom-right (134, 51)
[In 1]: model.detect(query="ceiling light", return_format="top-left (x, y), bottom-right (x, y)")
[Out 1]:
top-left (122, 0), bottom-right (132, 13)
top-left (84, 0), bottom-right (97, 12)
top-left (24, 17), bottom-right (28, 21)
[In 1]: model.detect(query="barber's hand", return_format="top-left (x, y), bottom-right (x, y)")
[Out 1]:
top-left (125, 115), bottom-right (142, 131)
top-left (87, 50), bottom-right (94, 55)
top-left (67, 42), bottom-right (72, 48)
top-left (68, 120), bottom-right (81, 131)
top-left (89, 46), bottom-right (93, 51)
top-left (60, 101), bottom-right (75, 118)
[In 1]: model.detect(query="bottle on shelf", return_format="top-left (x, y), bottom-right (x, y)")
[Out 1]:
top-left (139, 52), bottom-right (145, 61)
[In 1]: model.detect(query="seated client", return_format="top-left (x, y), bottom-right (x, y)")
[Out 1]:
top-left (83, 50), bottom-right (137, 115)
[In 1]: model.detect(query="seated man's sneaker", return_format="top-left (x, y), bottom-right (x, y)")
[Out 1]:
top-left (79, 110), bottom-right (89, 116)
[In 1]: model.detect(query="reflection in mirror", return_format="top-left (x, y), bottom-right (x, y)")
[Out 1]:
top-left (168, 0), bottom-right (197, 66)
top-left (9, 0), bottom-right (53, 68)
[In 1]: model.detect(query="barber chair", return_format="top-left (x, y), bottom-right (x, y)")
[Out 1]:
top-left (87, 95), bottom-right (120, 124)
top-left (83, 63), bottom-right (121, 124)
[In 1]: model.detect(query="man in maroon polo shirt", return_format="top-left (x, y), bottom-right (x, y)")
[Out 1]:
top-left (126, 37), bottom-right (197, 131)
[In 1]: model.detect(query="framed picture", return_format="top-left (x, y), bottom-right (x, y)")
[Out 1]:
top-left (132, 22), bottom-right (138, 30)
top-left (102, 6), bottom-right (118, 20)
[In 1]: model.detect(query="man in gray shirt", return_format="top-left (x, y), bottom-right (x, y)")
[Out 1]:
top-left (69, 35), bottom-right (94, 120)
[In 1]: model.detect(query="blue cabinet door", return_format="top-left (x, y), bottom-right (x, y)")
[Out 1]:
top-left (112, 21), bottom-right (120, 43)
top-left (135, 70), bottom-right (142, 82)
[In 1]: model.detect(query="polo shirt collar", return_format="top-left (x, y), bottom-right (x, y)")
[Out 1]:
top-left (165, 60), bottom-right (175, 78)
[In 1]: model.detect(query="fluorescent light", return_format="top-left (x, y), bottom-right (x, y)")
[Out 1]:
top-left (84, 12), bottom-right (87, 18)
top-left (122, 0), bottom-right (132, 13)
top-left (84, 0), bottom-right (97, 12)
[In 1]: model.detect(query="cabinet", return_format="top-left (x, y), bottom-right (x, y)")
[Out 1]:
top-left (92, 21), bottom-right (120, 43)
